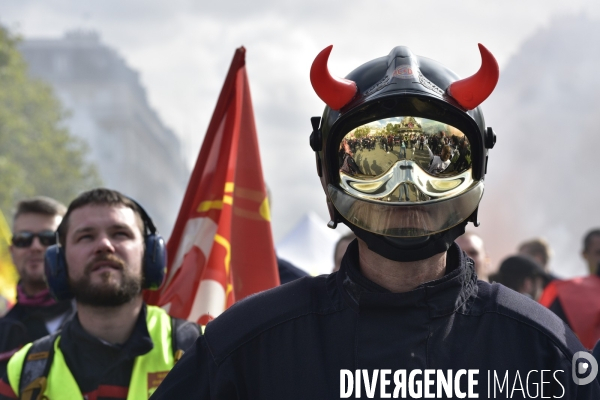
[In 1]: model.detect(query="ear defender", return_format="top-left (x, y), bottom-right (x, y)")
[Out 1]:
top-left (134, 200), bottom-right (167, 290)
top-left (142, 231), bottom-right (167, 291)
top-left (44, 243), bottom-right (73, 301)
top-left (44, 198), bottom-right (167, 300)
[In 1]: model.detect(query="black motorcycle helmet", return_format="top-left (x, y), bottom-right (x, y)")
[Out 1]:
top-left (309, 44), bottom-right (499, 262)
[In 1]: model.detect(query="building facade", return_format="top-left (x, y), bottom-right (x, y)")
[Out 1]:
top-left (19, 31), bottom-right (189, 235)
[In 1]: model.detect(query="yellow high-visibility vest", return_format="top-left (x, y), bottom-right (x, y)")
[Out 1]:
top-left (8, 306), bottom-right (176, 399)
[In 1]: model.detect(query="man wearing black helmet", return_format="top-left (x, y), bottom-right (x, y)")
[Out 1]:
top-left (152, 45), bottom-right (599, 398)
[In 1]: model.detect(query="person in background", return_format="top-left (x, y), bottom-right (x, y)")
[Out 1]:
top-left (332, 232), bottom-right (356, 272)
top-left (427, 144), bottom-right (452, 174)
top-left (0, 197), bottom-right (73, 377)
top-left (518, 237), bottom-right (552, 271)
top-left (540, 228), bottom-right (600, 349)
top-left (455, 231), bottom-right (491, 282)
top-left (430, 130), bottom-right (443, 155)
top-left (518, 237), bottom-right (558, 286)
top-left (492, 255), bottom-right (548, 300)
top-left (0, 189), bottom-right (200, 399)
top-left (582, 229), bottom-right (600, 275)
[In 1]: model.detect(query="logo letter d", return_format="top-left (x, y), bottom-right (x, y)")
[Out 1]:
top-left (572, 352), bottom-right (598, 385)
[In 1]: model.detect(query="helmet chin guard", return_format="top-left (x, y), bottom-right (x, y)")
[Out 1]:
top-left (348, 219), bottom-right (468, 262)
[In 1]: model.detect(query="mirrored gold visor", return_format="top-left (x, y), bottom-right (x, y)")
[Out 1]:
top-left (332, 116), bottom-right (481, 237)
top-left (338, 116), bottom-right (474, 203)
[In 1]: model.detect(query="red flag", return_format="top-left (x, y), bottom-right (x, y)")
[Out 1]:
top-left (147, 47), bottom-right (280, 324)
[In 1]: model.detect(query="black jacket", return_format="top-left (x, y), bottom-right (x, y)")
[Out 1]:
top-left (0, 300), bottom-right (74, 342)
top-left (0, 299), bottom-right (74, 377)
top-left (152, 241), bottom-right (600, 399)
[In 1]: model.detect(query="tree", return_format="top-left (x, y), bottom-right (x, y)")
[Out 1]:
top-left (0, 26), bottom-right (101, 217)
top-left (353, 126), bottom-right (370, 139)
top-left (385, 123), bottom-right (394, 134)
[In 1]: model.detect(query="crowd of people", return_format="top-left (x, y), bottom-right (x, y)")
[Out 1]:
top-left (339, 128), bottom-right (472, 180)
top-left (0, 44), bottom-right (599, 399)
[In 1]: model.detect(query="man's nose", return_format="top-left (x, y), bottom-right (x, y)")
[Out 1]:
top-left (29, 237), bottom-right (46, 251)
top-left (95, 235), bottom-right (116, 253)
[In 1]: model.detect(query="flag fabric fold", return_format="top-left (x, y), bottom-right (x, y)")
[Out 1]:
top-left (146, 47), bottom-right (279, 324)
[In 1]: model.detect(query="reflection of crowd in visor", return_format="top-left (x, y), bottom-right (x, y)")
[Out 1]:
top-left (338, 140), bottom-right (360, 175)
top-left (427, 143), bottom-right (452, 174)
top-left (426, 130), bottom-right (472, 174)
top-left (338, 117), bottom-right (472, 178)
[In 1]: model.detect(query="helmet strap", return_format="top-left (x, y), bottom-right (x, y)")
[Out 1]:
top-left (347, 221), bottom-right (468, 262)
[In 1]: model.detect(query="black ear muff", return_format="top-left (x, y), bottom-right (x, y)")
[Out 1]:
top-left (143, 233), bottom-right (166, 290)
top-left (44, 244), bottom-right (73, 301)
top-left (133, 200), bottom-right (167, 290)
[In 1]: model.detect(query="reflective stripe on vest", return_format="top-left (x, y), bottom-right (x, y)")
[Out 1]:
top-left (7, 305), bottom-right (175, 399)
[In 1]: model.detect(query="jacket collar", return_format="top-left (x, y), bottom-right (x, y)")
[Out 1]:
top-left (62, 303), bottom-right (153, 357)
top-left (337, 239), bottom-right (478, 318)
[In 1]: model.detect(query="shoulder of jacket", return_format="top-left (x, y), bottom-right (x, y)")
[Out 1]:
top-left (472, 281), bottom-right (585, 356)
top-left (1, 303), bottom-right (24, 321)
top-left (203, 274), bottom-right (342, 364)
top-left (0, 318), bottom-right (27, 337)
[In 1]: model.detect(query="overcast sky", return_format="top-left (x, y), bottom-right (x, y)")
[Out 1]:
top-left (1, 0), bottom-right (599, 273)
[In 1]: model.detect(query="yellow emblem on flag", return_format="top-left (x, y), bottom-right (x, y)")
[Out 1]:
top-left (196, 183), bottom-right (235, 213)
top-left (259, 197), bottom-right (271, 222)
top-left (214, 234), bottom-right (233, 301)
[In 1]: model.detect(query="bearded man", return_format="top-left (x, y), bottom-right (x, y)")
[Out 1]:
top-left (0, 189), bottom-right (200, 399)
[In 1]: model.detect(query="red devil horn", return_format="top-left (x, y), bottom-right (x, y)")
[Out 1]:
top-left (447, 44), bottom-right (499, 110)
top-left (310, 45), bottom-right (357, 111)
